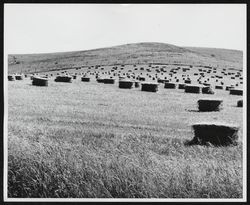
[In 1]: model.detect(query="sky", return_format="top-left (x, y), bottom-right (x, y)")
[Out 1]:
top-left (4, 4), bottom-right (246, 54)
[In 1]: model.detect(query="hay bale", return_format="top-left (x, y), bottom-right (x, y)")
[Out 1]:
top-left (134, 81), bottom-right (140, 88)
top-left (104, 78), bottom-right (115, 84)
top-left (119, 80), bottom-right (133, 89)
top-left (73, 75), bottom-right (77, 79)
top-left (190, 123), bottom-right (239, 146)
top-left (237, 100), bottom-right (243, 107)
top-left (215, 85), bottom-right (223, 89)
top-left (198, 99), bottom-right (223, 111)
top-left (8, 75), bottom-right (15, 81)
top-left (97, 78), bottom-right (104, 83)
top-left (32, 76), bottom-right (48, 86)
top-left (15, 75), bottom-right (24, 80)
top-left (202, 86), bottom-right (214, 94)
top-left (230, 89), bottom-right (243, 96)
top-left (139, 77), bottom-right (146, 81)
top-left (55, 75), bottom-right (72, 83)
top-left (184, 79), bottom-right (191, 84)
top-left (178, 84), bottom-right (186, 89)
top-left (81, 77), bottom-right (90, 82)
top-left (141, 82), bottom-right (159, 92)
top-left (226, 86), bottom-right (234, 91)
top-left (164, 82), bottom-right (176, 89)
top-left (185, 84), bottom-right (201, 94)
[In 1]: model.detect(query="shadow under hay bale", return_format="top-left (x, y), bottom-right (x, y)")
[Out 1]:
top-left (185, 85), bottom-right (201, 94)
top-left (202, 86), bottom-right (214, 94)
top-left (119, 80), bottom-right (133, 89)
top-left (198, 99), bottom-right (223, 112)
top-left (187, 123), bottom-right (239, 146)
top-left (32, 76), bottom-right (48, 86)
top-left (237, 100), bottom-right (243, 107)
top-left (15, 75), bottom-right (24, 80)
top-left (55, 76), bottom-right (72, 83)
top-left (8, 75), bottom-right (15, 81)
top-left (81, 77), bottom-right (90, 82)
top-left (141, 82), bottom-right (159, 92)
top-left (230, 89), bottom-right (243, 96)
top-left (164, 82), bottom-right (176, 89)
top-left (104, 78), bottom-right (115, 84)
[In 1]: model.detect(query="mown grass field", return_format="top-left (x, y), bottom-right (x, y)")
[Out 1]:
top-left (8, 75), bottom-right (243, 198)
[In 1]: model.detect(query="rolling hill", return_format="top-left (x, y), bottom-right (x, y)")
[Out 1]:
top-left (8, 42), bottom-right (243, 74)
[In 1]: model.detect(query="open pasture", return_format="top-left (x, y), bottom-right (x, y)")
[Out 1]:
top-left (8, 66), bottom-right (243, 198)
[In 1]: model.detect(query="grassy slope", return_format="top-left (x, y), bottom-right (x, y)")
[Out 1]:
top-left (8, 77), bottom-right (243, 198)
top-left (8, 42), bottom-right (243, 74)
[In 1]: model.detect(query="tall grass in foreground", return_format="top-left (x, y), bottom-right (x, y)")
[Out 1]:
top-left (8, 131), bottom-right (242, 198)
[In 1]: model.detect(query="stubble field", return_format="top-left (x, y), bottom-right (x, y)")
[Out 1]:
top-left (7, 72), bottom-right (243, 198)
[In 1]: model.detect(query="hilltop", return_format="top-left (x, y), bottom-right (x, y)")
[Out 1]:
top-left (8, 42), bottom-right (243, 74)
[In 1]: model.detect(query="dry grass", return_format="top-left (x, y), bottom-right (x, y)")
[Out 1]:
top-left (8, 78), bottom-right (243, 198)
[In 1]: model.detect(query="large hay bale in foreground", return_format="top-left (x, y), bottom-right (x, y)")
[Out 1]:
top-left (32, 76), bottom-right (48, 86)
top-left (230, 89), bottom-right (243, 96)
top-left (198, 99), bottom-right (223, 112)
top-left (8, 75), bottom-right (15, 81)
top-left (191, 123), bottom-right (239, 146)
top-left (164, 82), bottom-right (176, 89)
top-left (202, 86), bottom-right (214, 94)
top-left (185, 85), bottom-right (201, 94)
top-left (81, 77), bottom-right (90, 82)
top-left (55, 75), bottom-right (72, 83)
top-left (119, 80), bottom-right (133, 89)
top-left (141, 82), bottom-right (159, 92)
top-left (237, 100), bottom-right (243, 107)
top-left (104, 78), bottom-right (115, 84)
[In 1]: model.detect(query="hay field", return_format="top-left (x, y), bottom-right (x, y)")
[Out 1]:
top-left (8, 75), bottom-right (243, 198)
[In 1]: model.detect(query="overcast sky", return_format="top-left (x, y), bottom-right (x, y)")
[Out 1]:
top-left (4, 4), bottom-right (246, 54)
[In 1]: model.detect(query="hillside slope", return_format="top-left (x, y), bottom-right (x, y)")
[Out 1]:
top-left (8, 42), bottom-right (243, 74)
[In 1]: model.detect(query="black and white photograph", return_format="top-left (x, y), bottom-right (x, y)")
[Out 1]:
top-left (4, 3), bottom-right (247, 202)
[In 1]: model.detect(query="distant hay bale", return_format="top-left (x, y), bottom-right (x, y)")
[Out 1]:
top-left (237, 100), bottom-right (243, 107)
top-left (32, 76), bottom-right (48, 86)
top-left (202, 86), bottom-right (214, 94)
top-left (139, 77), bottom-right (146, 81)
top-left (15, 75), bottom-right (24, 80)
top-left (226, 86), bottom-right (234, 91)
top-left (184, 79), bottom-right (191, 84)
top-left (73, 75), bottom-right (77, 79)
top-left (119, 80), bottom-right (133, 89)
top-left (164, 82), bottom-right (176, 89)
top-left (185, 84), bottom-right (201, 94)
top-left (81, 77), bottom-right (90, 82)
top-left (8, 75), bottom-right (15, 81)
top-left (134, 81), bottom-right (140, 88)
top-left (141, 82), bottom-right (159, 92)
top-left (178, 83), bottom-right (185, 89)
top-left (190, 123), bottom-right (239, 146)
top-left (215, 85), bottom-right (223, 89)
top-left (198, 99), bottom-right (223, 112)
top-left (97, 78), bottom-right (104, 83)
top-left (55, 75), bottom-right (72, 83)
top-left (104, 78), bottom-right (115, 84)
top-left (230, 89), bottom-right (243, 96)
